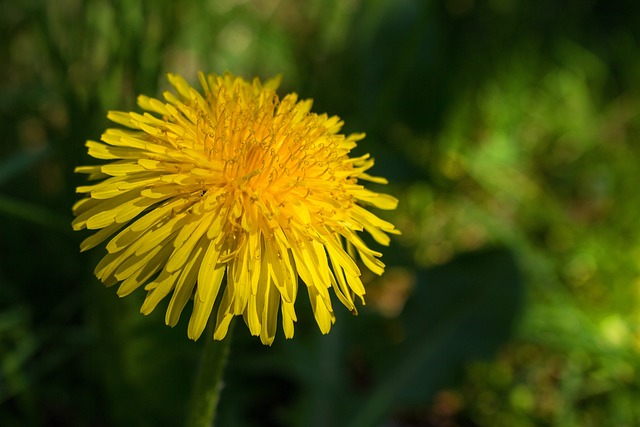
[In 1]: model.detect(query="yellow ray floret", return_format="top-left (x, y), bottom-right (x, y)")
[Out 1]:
top-left (73, 71), bottom-right (400, 345)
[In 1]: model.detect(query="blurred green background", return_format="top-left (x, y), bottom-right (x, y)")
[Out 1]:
top-left (2, 0), bottom-right (640, 426)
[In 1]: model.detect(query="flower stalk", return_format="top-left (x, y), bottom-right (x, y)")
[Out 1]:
top-left (185, 318), bottom-right (234, 427)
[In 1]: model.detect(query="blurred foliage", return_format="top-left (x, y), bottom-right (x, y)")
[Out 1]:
top-left (2, 0), bottom-right (640, 426)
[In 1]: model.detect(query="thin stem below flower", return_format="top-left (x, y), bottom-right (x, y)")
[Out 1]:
top-left (185, 318), bottom-right (234, 427)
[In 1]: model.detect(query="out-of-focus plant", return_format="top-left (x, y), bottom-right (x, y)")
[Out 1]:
top-left (3, 0), bottom-right (640, 426)
top-left (393, 37), bottom-right (640, 425)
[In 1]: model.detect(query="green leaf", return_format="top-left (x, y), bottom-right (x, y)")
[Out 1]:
top-left (347, 248), bottom-right (524, 427)
top-left (0, 147), bottom-right (50, 185)
top-left (0, 194), bottom-right (69, 232)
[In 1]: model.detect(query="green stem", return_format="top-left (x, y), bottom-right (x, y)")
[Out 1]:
top-left (185, 318), bottom-right (234, 427)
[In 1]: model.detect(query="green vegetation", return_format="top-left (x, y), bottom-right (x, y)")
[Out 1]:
top-left (2, 0), bottom-right (640, 425)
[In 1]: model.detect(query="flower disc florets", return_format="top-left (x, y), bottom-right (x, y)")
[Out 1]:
top-left (73, 72), bottom-right (399, 345)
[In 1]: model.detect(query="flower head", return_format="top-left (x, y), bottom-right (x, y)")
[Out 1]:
top-left (73, 72), bottom-right (399, 345)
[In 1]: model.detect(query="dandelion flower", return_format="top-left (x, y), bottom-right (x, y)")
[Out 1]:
top-left (73, 72), bottom-right (399, 345)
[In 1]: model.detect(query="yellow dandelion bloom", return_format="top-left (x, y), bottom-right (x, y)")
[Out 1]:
top-left (73, 72), bottom-right (399, 345)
